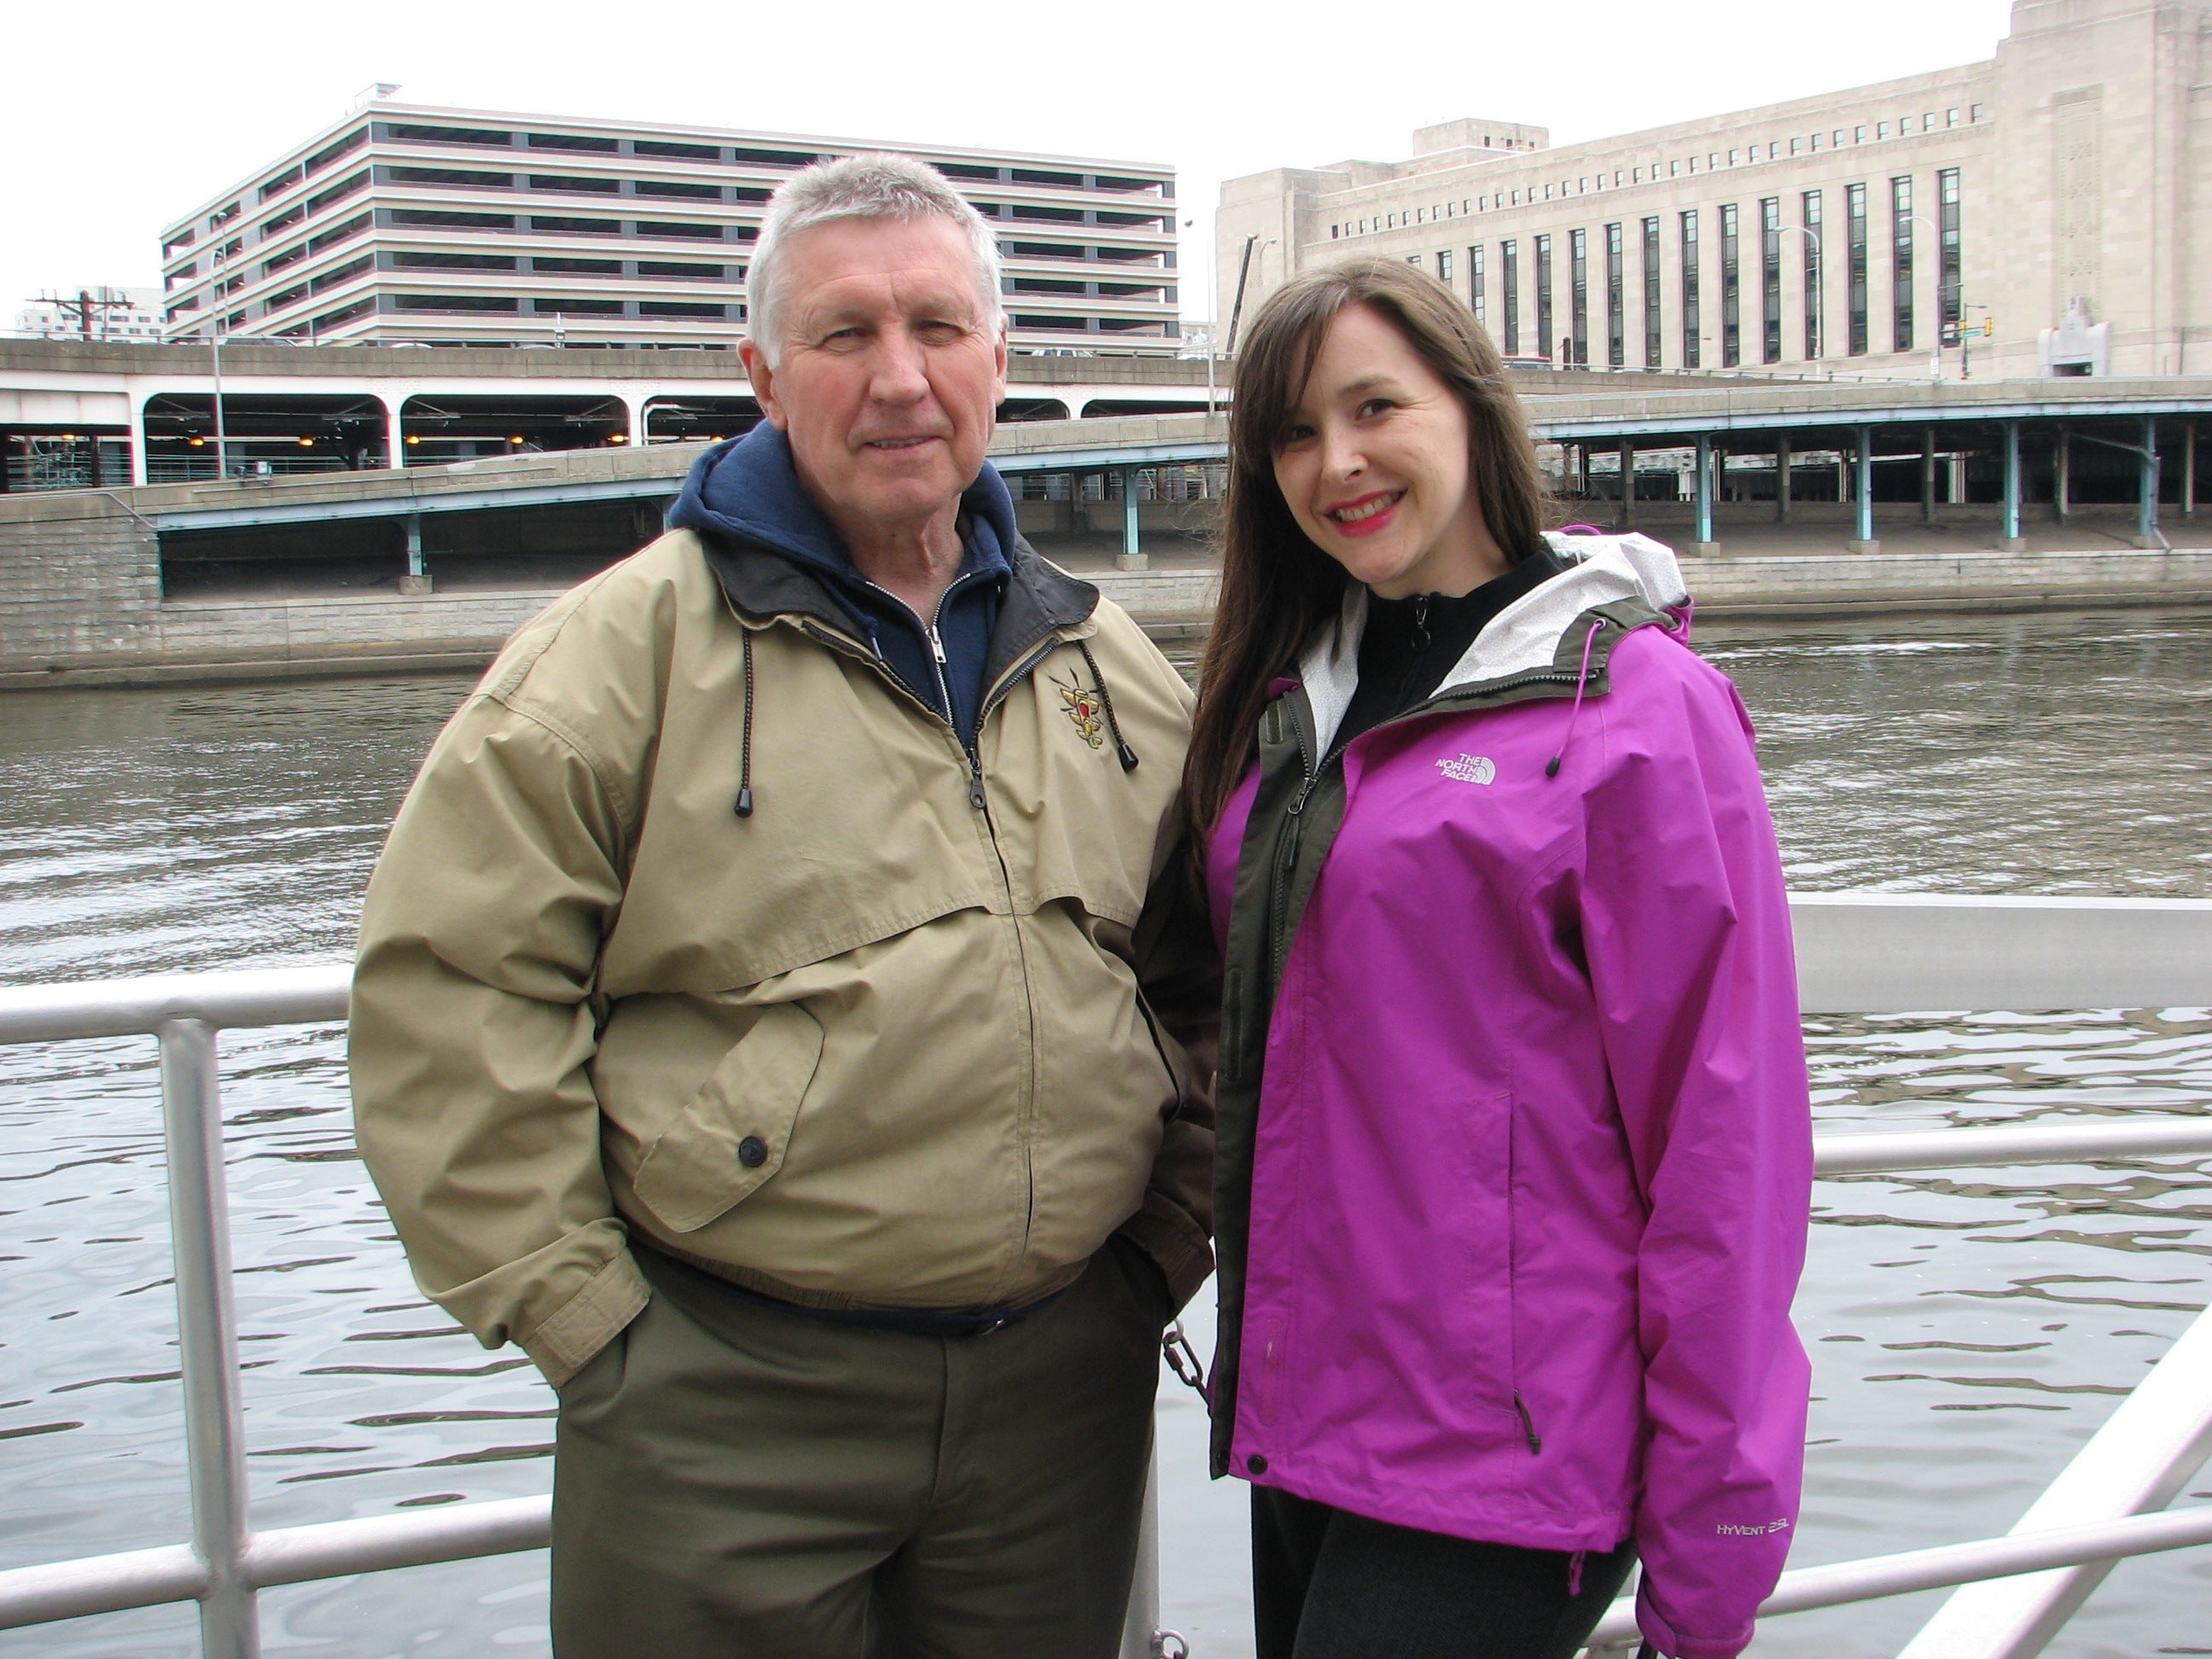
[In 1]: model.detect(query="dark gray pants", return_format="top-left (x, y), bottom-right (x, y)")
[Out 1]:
top-left (550, 1245), bottom-right (1163, 1659)
top-left (1252, 1486), bottom-right (1638, 1659)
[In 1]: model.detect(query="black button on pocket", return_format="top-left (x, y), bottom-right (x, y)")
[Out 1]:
top-left (1247, 1453), bottom-right (1269, 1476)
top-left (736, 1136), bottom-right (768, 1168)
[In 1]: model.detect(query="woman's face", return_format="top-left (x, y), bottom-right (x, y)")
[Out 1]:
top-left (1271, 302), bottom-right (1511, 599)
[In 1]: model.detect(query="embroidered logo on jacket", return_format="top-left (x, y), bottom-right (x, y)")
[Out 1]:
top-left (1435, 754), bottom-right (1497, 785)
top-left (1051, 671), bottom-right (1106, 749)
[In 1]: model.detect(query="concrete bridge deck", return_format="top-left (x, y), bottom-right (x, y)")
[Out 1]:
top-left (9, 382), bottom-right (2212, 687)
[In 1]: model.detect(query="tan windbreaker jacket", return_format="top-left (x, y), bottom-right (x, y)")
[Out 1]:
top-left (348, 526), bottom-right (1217, 1386)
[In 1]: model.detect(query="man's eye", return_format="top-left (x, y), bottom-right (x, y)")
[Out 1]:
top-left (915, 319), bottom-right (962, 338)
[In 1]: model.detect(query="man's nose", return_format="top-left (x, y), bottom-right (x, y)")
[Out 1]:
top-left (867, 330), bottom-right (932, 404)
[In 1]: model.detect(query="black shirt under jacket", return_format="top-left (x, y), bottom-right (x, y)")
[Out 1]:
top-left (1333, 545), bottom-right (1570, 752)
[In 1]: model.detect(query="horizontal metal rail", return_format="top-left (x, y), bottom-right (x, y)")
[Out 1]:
top-left (1584, 1506), bottom-right (2212, 1650)
top-left (0, 888), bottom-right (2206, 1655)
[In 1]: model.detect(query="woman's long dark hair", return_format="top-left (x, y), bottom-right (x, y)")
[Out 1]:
top-left (1179, 258), bottom-right (1556, 839)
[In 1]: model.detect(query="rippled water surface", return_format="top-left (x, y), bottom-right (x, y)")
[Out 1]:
top-left (3, 608), bottom-right (2209, 1657)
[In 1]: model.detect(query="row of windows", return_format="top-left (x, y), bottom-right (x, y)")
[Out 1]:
top-left (172, 123), bottom-right (1167, 253)
top-left (1328, 104), bottom-right (1983, 240)
top-left (1423, 169), bottom-right (1961, 369)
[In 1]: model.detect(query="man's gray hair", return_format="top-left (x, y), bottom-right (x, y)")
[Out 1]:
top-left (747, 154), bottom-right (1004, 365)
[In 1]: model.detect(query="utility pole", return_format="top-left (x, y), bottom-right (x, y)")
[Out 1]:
top-left (32, 287), bottom-right (137, 341)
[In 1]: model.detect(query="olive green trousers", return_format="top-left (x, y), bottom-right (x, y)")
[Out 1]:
top-left (549, 1243), bottom-right (1164, 1659)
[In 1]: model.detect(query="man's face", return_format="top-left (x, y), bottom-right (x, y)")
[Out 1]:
top-left (743, 216), bottom-right (1007, 537)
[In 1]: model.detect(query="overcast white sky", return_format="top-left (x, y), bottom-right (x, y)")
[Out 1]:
top-left (3, 0), bottom-right (2015, 323)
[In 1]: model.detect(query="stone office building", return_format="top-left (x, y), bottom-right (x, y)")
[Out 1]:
top-left (1216, 0), bottom-right (2207, 379)
top-left (159, 98), bottom-right (1178, 354)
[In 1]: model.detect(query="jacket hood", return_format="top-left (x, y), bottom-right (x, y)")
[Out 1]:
top-left (665, 422), bottom-right (1022, 594)
top-left (1297, 532), bottom-right (1690, 759)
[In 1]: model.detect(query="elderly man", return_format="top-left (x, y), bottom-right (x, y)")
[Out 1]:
top-left (349, 154), bottom-right (1214, 1658)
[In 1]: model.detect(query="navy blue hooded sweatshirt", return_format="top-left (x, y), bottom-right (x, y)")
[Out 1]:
top-left (666, 423), bottom-right (1016, 746)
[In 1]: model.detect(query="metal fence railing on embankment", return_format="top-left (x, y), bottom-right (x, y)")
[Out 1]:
top-left (0, 893), bottom-right (2209, 1659)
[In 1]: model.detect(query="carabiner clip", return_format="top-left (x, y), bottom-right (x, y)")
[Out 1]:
top-left (1162, 1319), bottom-right (1206, 1395)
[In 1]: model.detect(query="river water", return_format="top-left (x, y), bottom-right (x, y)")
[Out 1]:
top-left (2, 607), bottom-right (2209, 1658)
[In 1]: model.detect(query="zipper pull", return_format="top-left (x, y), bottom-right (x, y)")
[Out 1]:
top-left (928, 625), bottom-right (948, 666)
top-left (968, 754), bottom-right (987, 812)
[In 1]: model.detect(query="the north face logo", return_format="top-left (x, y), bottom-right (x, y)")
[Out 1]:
top-left (1435, 754), bottom-right (1496, 785)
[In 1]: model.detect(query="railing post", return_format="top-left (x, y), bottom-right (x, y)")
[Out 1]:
top-left (157, 1019), bottom-right (260, 1659)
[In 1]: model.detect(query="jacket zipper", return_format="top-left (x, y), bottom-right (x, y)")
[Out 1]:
top-left (1513, 1390), bottom-right (1543, 1454)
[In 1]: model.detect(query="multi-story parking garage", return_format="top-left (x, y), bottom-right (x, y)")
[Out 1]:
top-left (158, 97), bottom-right (1179, 355)
top-left (1219, 0), bottom-right (2208, 381)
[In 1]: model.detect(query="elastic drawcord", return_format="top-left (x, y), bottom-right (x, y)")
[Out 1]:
top-left (732, 628), bottom-right (756, 818)
top-left (1669, 594), bottom-right (1697, 643)
top-left (1078, 640), bottom-right (1139, 772)
top-left (1544, 620), bottom-right (1605, 781)
top-left (1567, 1549), bottom-right (1588, 1598)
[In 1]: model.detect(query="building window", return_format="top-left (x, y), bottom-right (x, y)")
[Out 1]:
top-left (1854, 125), bottom-right (1869, 143)
top-left (1720, 203), bottom-right (1741, 368)
top-left (1641, 216), bottom-right (1662, 367)
top-left (1605, 222), bottom-right (1626, 368)
top-left (1846, 182), bottom-right (1869, 355)
top-left (1802, 189), bottom-right (1825, 359)
top-left (1938, 166), bottom-right (1962, 349)
top-left (1535, 232), bottom-right (1554, 361)
top-left (1891, 174), bottom-right (1914, 352)
top-left (1877, 120), bottom-right (1891, 140)
top-left (1761, 197), bottom-right (1782, 364)
top-left (1569, 228), bottom-right (1590, 366)
top-left (1811, 131), bottom-right (1823, 151)
top-left (1947, 108), bottom-right (1961, 127)
top-left (1470, 244), bottom-right (1487, 328)
top-left (1970, 103), bottom-right (1985, 122)
top-left (1500, 240), bottom-right (1522, 353)
top-left (1439, 248), bottom-right (1454, 283)
top-left (1679, 209), bottom-right (1701, 369)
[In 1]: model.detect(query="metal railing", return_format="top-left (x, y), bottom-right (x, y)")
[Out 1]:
top-left (0, 893), bottom-right (2209, 1659)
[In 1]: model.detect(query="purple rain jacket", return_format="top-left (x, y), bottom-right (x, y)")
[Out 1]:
top-left (1203, 533), bottom-right (1813, 1659)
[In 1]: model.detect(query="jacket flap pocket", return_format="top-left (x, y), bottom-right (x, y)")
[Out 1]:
top-left (630, 1001), bottom-right (824, 1233)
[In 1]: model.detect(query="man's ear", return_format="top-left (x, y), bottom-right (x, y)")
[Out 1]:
top-left (739, 336), bottom-right (788, 430)
top-left (992, 321), bottom-right (1010, 402)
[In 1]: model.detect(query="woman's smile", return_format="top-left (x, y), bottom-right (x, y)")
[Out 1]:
top-left (1324, 488), bottom-right (1405, 535)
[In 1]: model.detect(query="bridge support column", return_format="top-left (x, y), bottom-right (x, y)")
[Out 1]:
top-left (400, 513), bottom-right (433, 596)
top-left (2133, 416), bottom-right (2163, 548)
top-left (2185, 425), bottom-right (2197, 521)
top-left (1116, 467), bottom-right (1146, 570)
top-left (2054, 427), bottom-right (2069, 523)
top-left (624, 393), bottom-right (649, 447)
top-left (378, 393), bottom-right (404, 470)
top-left (1776, 434), bottom-right (1791, 523)
top-left (1617, 438), bottom-right (1634, 529)
top-left (1999, 421), bottom-right (2025, 550)
top-left (1690, 433), bottom-right (1716, 556)
top-left (131, 396), bottom-right (151, 486)
top-left (1920, 426), bottom-right (1936, 524)
top-left (1848, 425), bottom-right (1879, 552)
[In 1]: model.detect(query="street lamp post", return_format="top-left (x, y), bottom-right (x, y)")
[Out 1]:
top-left (1776, 224), bottom-right (1824, 372)
top-left (1901, 212), bottom-right (1946, 381)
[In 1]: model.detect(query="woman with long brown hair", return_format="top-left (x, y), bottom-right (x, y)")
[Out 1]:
top-left (1185, 259), bottom-right (1813, 1659)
